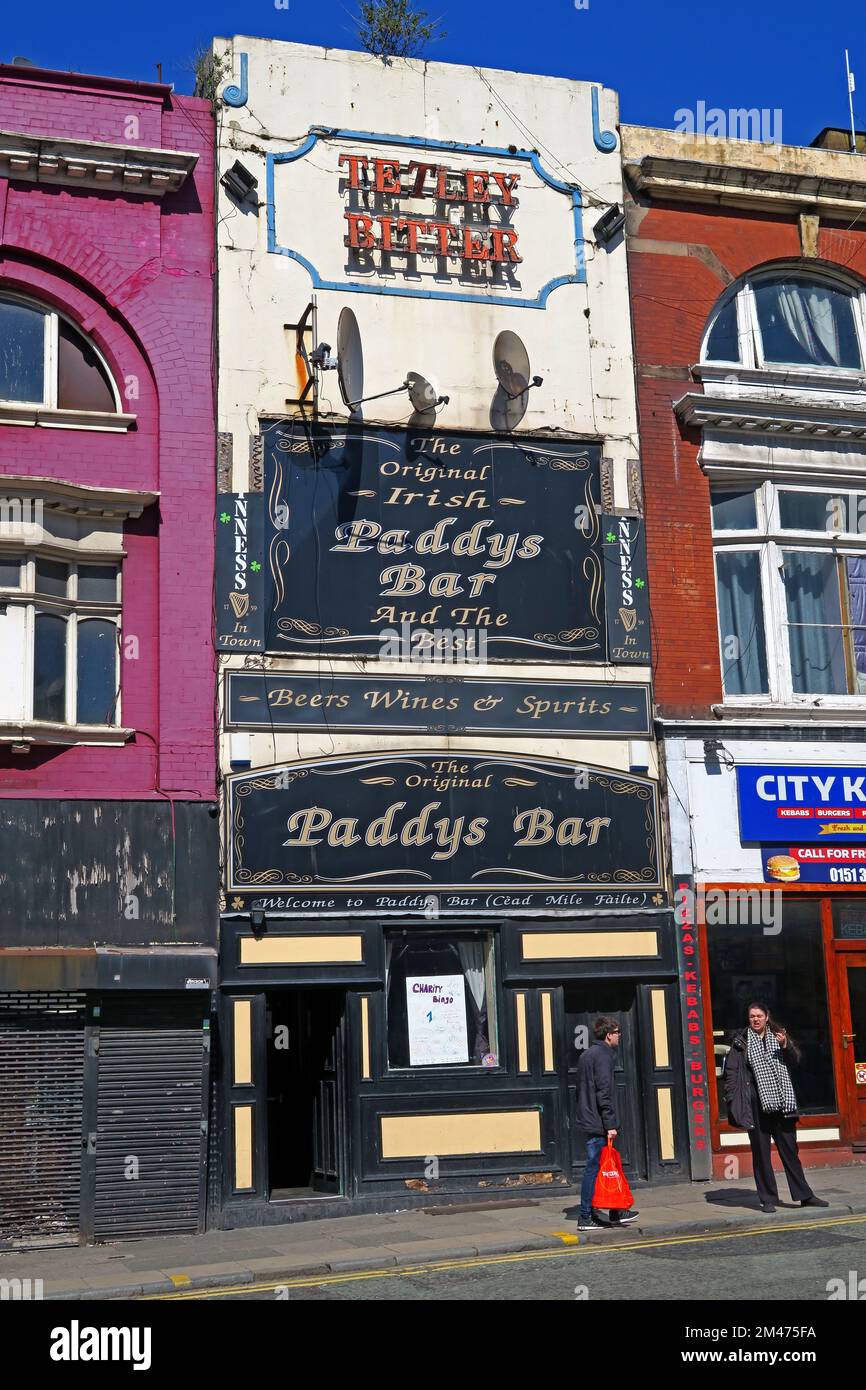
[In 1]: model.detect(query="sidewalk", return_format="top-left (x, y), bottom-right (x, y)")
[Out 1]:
top-left (4, 1165), bottom-right (866, 1299)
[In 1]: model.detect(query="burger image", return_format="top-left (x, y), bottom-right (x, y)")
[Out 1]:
top-left (766, 854), bottom-right (800, 883)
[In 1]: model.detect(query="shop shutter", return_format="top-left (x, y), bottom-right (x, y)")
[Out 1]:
top-left (92, 996), bottom-right (209, 1240)
top-left (0, 992), bottom-right (87, 1247)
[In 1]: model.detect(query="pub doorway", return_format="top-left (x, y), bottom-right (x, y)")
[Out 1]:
top-left (265, 989), bottom-right (348, 1199)
top-left (563, 982), bottom-right (647, 1181)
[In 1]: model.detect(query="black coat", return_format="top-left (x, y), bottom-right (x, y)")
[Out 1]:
top-left (575, 1041), bottom-right (618, 1137)
top-left (723, 1028), bottom-right (802, 1130)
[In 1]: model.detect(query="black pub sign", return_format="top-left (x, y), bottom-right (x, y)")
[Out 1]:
top-left (262, 423), bottom-right (605, 661)
top-left (226, 751), bottom-right (664, 916)
top-left (225, 670), bottom-right (652, 738)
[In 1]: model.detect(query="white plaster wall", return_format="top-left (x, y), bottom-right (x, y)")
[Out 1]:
top-left (214, 38), bottom-right (638, 490)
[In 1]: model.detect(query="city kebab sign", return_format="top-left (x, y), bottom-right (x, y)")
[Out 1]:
top-left (340, 151), bottom-right (523, 269)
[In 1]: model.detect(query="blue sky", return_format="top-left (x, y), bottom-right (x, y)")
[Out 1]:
top-left (4, 0), bottom-right (864, 146)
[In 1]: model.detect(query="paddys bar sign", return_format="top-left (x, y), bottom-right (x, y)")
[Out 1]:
top-left (263, 424), bottom-right (605, 661)
top-left (227, 752), bottom-right (664, 916)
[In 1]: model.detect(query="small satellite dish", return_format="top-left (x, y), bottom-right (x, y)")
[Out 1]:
top-left (337, 307), bottom-right (364, 411)
top-left (491, 331), bottom-right (543, 432)
top-left (407, 373), bottom-right (438, 414)
top-left (407, 372), bottom-right (438, 428)
top-left (493, 331), bottom-right (531, 399)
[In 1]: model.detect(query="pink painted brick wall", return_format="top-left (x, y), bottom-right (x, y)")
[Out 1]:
top-left (0, 71), bottom-right (215, 800)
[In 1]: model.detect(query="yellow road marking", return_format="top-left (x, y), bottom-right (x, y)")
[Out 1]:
top-left (141, 1212), bottom-right (866, 1299)
top-left (552, 1231), bottom-right (580, 1244)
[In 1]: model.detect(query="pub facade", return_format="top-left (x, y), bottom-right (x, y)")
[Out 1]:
top-left (213, 36), bottom-right (690, 1226)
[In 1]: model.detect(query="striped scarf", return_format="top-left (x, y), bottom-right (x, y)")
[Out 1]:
top-left (747, 1026), bottom-right (798, 1117)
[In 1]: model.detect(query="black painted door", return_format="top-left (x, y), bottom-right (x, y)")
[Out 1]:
top-left (563, 983), bottom-right (646, 1179)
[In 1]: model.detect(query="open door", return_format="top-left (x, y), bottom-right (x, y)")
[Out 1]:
top-left (837, 957), bottom-right (866, 1150)
top-left (267, 989), bottom-right (347, 1199)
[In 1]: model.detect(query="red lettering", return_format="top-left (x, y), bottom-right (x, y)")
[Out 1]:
top-left (428, 220), bottom-right (455, 256)
top-left (339, 153), bottom-right (369, 189)
top-left (490, 227), bottom-right (523, 263)
top-left (375, 159), bottom-right (402, 195)
top-left (396, 218), bottom-right (430, 253)
top-left (490, 170), bottom-right (520, 204)
top-left (379, 216), bottom-right (398, 251)
top-left (406, 161), bottom-right (437, 198)
top-left (344, 212), bottom-right (376, 250)
top-left (464, 170), bottom-right (489, 203)
top-left (462, 226), bottom-right (490, 260)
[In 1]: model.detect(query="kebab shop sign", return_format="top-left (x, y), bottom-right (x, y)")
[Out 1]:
top-left (737, 766), bottom-right (866, 843)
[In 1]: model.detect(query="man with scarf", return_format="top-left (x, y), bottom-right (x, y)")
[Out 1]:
top-left (724, 1001), bottom-right (829, 1214)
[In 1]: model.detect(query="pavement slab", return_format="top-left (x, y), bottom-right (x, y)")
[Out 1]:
top-left (3, 1163), bottom-right (865, 1299)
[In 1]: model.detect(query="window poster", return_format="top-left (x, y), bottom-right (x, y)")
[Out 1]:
top-left (406, 975), bottom-right (468, 1066)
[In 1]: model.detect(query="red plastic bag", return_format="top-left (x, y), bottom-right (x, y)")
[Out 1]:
top-left (591, 1142), bottom-right (634, 1210)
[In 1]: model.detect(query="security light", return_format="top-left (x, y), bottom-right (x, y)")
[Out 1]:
top-left (220, 160), bottom-right (258, 204)
top-left (593, 203), bottom-right (626, 247)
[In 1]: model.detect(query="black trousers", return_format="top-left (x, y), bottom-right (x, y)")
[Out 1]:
top-left (747, 1112), bottom-right (814, 1204)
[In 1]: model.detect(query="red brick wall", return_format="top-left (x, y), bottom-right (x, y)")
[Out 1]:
top-left (0, 72), bottom-right (215, 798)
top-left (628, 200), bottom-right (866, 719)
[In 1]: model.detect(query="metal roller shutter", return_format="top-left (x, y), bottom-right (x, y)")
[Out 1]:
top-left (0, 992), bottom-right (87, 1248)
top-left (93, 996), bottom-right (209, 1240)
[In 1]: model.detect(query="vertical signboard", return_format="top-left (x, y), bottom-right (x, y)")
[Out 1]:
top-left (674, 877), bottom-right (712, 1180)
top-left (216, 492), bottom-right (265, 652)
top-left (603, 514), bottom-right (651, 664)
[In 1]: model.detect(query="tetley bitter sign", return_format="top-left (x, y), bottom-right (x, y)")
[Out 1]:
top-left (262, 423), bottom-right (605, 661)
top-left (226, 751), bottom-right (664, 916)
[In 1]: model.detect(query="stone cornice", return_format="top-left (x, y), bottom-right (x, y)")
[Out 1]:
top-left (0, 475), bottom-right (158, 518)
top-left (675, 390), bottom-right (866, 440)
top-left (0, 128), bottom-right (197, 196)
top-left (622, 125), bottom-right (866, 216)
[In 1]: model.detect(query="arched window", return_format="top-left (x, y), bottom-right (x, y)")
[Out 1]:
top-left (0, 293), bottom-right (119, 412)
top-left (702, 271), bottom-right (866, 372)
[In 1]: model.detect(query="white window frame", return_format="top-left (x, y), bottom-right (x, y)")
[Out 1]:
top-left (712, 479), bottom-right (866, 709)
top-left (0, 292), bottom-right (121, 412)
top-left (0, 555), bottom-right (122, 727)
top-left (701, 269), bottom-right (866, 379)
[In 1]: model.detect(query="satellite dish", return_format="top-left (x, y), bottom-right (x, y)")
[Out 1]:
top-left (407, 373), bottom-right (438, 414)
top-left (406, 372), bottom-right (439, 428)
top-left (491, 331), bottom-right (543, 432)
top-left (493, 331), bottom-right (531, 398)
top-left (337, 307), bottom-right (364, 411)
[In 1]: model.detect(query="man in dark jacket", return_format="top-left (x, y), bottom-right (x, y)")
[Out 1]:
top-left (723, 1002), bottom-right (829, 1214)
top-left (574, 1016), bottom-right (638, 1231)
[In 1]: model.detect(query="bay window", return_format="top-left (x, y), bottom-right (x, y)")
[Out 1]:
top-left (0, 555), bottom-right (121, 726)
top-left (714, 481), bottom-right (866, 703)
